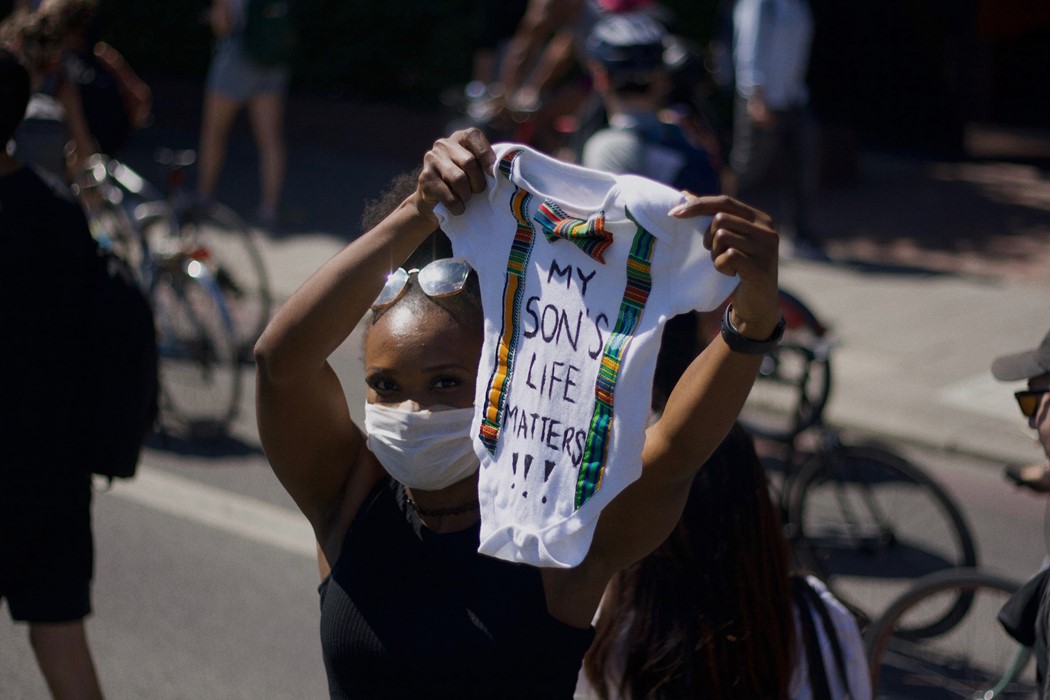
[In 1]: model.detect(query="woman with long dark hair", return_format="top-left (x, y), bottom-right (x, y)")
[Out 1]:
top-left (579, 364), bottom-right (870, 698)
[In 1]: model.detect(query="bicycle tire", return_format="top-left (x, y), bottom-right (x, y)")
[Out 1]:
top-left (150, 258), bottom-right (242, 439)
top-left (864, 568), bottom-right (1035, 698)
top-left (177, 202), bottom-right (272, 356)
top-left (779, 287), bottom-right (829, 338)
top-left (788, 443), bottom-right (978, 637)
top-left (739, 341), bottom-right (833, 442)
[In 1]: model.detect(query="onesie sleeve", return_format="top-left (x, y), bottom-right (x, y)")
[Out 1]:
top-left (619, 176), bottom-right (738, 316)
top-left (434, 201), bottom-right (483, 270)
top-left (433, 144), bottom-right (518, 272)
top-left (663, 210), bottom-right (738, 314)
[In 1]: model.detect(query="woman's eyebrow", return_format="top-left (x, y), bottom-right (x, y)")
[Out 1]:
top-left (421, 362), bottom-right (472, 372)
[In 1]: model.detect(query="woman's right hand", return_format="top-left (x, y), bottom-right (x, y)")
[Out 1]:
top-left (416, 128), bottom-right (497, 220)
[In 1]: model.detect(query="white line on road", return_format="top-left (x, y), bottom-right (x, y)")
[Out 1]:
top-left (101, 465), bottom-right (316, 559)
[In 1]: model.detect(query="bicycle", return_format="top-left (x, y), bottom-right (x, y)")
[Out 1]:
top-left (864, 567), bottom-right (1037, 698)
top-left (742, 288), bottom-right (979, 636)
top-left (131, 148), bottom-right (273, 358)
top-left (73, 153), bottom-right (243, 440)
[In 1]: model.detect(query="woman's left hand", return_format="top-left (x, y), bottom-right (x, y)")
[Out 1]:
top-left (669, 194), bottom-right (780, 340)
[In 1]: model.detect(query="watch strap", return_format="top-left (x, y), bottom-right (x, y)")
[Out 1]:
top-left (721, 304), bottom-right (786, 355)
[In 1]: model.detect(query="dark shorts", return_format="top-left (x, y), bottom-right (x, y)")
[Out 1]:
top-left (0, 477), bottom-right (94, 623)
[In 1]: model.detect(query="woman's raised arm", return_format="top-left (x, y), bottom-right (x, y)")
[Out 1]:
top-left (254, 129), bottom-right (495, 545)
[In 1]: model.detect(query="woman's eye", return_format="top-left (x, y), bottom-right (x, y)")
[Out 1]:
top-left (433, 376), bottom-right (461, 390)
top-left (367, 377), bottom-right (398, 393)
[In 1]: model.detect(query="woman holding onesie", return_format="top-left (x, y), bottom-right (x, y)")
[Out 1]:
top-left (254, 127), bottom-right (781, 698)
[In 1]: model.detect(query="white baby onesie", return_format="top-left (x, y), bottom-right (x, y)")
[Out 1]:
top-left (435, 144), bottom-right (738, 568)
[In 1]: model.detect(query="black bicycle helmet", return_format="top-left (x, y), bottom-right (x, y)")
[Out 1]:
top-left (586, 11), bottom-right (667, 77)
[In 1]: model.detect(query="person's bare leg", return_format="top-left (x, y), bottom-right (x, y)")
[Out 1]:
top-left (29, 620), bottom-right (104, 700)
top-left (197, 89), bottom-right (242, 202)
top-left (246, 91), bottom-right (286, 223)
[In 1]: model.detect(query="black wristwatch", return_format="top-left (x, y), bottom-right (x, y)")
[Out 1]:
top-left (720, 304), bottom-right (786, 355)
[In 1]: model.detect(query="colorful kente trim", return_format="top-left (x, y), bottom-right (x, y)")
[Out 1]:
top-left (479, 150), bottom-right (535, 454)
top-left (575, 216), bottom-right (655, 509)
top-left (534, 200), bottom-right (613, 264)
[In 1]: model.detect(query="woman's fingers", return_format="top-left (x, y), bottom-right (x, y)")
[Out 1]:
top-left (669, 193), bottom-right (773, 231)
top-left (675, 194), bottom-right (780, 338)
top-left (419, 128), bottom-right (495, 215)
top-left (709, 227), bottom-right (777, 280)
top-left (704, 210), bottom-right (777, 263)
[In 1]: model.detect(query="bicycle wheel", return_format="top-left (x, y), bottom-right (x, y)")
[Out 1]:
top-left (739, 341), bottom-right (832, 442)
top-left (865, 568), bottom-right (1035, 698)
top-left (176, 202), bottom-right (272, 357)
top-left (779, 287), bottom-right (830, 338)
top-left (150, 257), bottom-right (241, 439)
top-left (788, 443), bottom-right (978, 636)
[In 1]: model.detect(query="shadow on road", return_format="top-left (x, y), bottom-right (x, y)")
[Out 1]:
top-left (146, 429), bottom-right (263, 459)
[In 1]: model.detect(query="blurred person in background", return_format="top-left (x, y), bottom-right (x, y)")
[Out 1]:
top-left (2, 4), bottom-right (95, 179)
top-left (196, 0), bottom-right (294, 229)
top-left (40, 0), bottom-right (151, 158)
top-left (725, 0), bottom-right (819, 258)
top-left (994, 326), bottom-right (1050, 698)
top-left (580, 11), bottom-right (721, 198)
top-left (0, 45), bottom-right (105, 700)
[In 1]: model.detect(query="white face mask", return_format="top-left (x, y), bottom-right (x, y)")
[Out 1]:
top-left (364, 403), bottom-right (479, 491)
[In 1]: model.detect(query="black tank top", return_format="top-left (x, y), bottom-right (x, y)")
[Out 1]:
top-left (318, 479), bottom-right (595, 699)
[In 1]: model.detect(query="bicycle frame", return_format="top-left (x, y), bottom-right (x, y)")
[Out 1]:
top-left (74, 154), bottom-right (243, 439)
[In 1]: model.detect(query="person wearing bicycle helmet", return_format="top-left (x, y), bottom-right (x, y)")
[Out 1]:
top-left (993, 327), bottom-right (1050, 697)
top-left (580, 12), bottom-right (721, 200)
top-left (254, 127), bottom-right (782, 698)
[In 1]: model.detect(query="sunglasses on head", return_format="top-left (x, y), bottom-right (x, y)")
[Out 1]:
top-left (371, 257), bottom-right (472, 310)
top-left (1015, 389), bottom-right (1049, 418)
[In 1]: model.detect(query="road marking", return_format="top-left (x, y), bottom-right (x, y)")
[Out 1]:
top-left (102, 465), bottom-right (316, 559)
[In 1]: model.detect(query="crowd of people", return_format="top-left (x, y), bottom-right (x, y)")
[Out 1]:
top-left (4, 1), bottom-right (1049, 699)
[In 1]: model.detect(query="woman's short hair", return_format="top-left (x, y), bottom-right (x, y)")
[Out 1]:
top-left (363, 169), bottom-right (482, 332)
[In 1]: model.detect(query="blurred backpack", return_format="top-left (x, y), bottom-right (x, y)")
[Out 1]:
top-left (242, 0), bottom-right (297, 67)
top-left (85, 246), bottom-right (159, 481)
top-left (791, 575), bottom-right (854, 700)
top-left (628, 117), bottom-right (722, 197)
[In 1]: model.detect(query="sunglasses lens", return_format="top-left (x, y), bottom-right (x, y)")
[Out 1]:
top-left (1016, 391), bottom-right (1045, 418)
top-left (417, 258), bottom-right (471, 298)
top-left (372, 268), bottom-right (409, 308)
